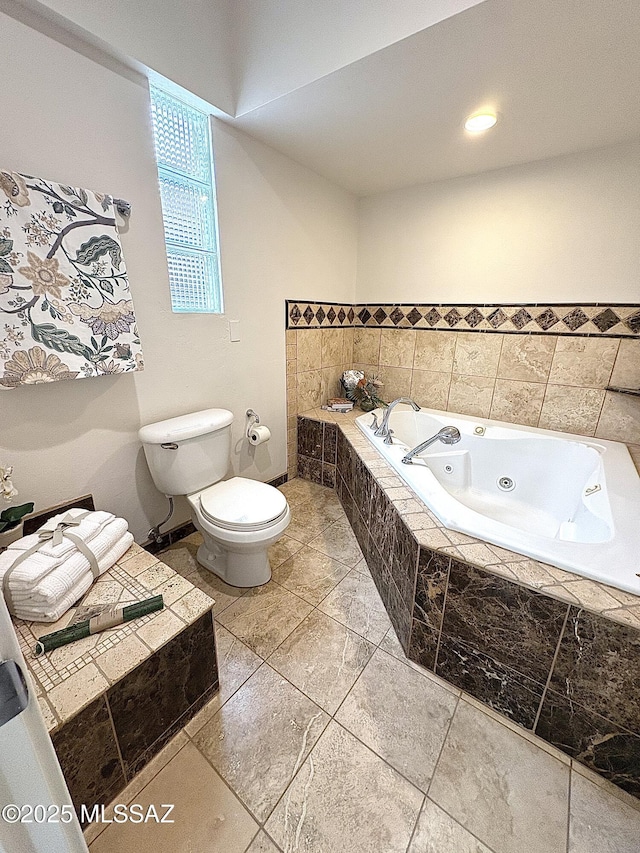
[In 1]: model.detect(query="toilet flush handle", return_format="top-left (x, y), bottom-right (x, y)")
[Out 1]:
top-left (160, 442), bottom-right (179, 450)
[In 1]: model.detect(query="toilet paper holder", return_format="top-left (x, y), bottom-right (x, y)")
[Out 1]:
top-left (246, 409), bottom-right (260, 438)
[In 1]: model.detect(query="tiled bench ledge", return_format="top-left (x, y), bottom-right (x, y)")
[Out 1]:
top-left (12, 543), bottom-right (219, 819)
top-left (297, 410), bottom-right (640, 798)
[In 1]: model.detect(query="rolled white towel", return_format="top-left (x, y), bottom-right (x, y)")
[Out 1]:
top-left (11, 532), bottom-right (134, 623)
top-left (0, 509), bottom-right (115, 589)
top-left (7, 518), bottom-right (130, 604)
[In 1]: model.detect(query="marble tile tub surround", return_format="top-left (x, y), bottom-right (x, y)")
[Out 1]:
top-left (286, 301), bottom-right (640, 479)
top-left (297, 411), bottom-right (640, 796)
top-left (299, 409), bottom-right (640, 628)
top-left (349, 328), bottom-right (640, 447)
top-left (87, 484), bottom-right (640, 853)
top-left (286, 324), bottom-right (354, 479)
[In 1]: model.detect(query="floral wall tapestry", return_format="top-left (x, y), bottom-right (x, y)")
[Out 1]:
top-left (0, 170), bottom-right (144, 388)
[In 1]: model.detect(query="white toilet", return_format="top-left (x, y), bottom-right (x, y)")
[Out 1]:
top-left (139, 408), bottom-right (290, 587)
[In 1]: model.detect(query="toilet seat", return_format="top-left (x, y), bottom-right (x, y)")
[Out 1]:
top-left (199, 477), bottom-right (288, 532)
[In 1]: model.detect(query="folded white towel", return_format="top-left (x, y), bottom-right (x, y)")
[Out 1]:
top-left (7, 518), bottom-right (130, 605)
top-left (0, 508), bottom-right (115, 589)
top-left (11, 532), bottom-right (134, 623)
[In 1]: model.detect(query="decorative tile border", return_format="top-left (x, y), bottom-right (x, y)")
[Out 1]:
top-left (287, 300), bottom-right (640, 337)
top-left (286, 300), bottom-right (356, 328)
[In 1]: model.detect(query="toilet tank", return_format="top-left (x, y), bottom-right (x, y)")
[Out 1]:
top-left (138, 409), bottom-right (234, 496)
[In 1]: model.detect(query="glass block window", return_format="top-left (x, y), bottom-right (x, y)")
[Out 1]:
top-left (150, 85), bottom-right (223, 313)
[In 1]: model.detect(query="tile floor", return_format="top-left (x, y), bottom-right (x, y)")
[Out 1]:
top-left (87, 479), bottom-right (640, 853)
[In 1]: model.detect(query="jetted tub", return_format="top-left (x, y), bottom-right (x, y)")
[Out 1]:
top-left (356, 406), bottom-right (640, 594)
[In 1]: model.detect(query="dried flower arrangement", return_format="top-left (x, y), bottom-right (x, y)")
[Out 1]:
top-left (341, 370), bottom-right (387, 412)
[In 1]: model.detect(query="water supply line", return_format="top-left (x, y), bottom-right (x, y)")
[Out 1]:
top-left (148, 496), bottom-right (175, 545)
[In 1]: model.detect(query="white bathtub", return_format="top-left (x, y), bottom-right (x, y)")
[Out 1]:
top-left (356, 406), bottom-right (640, 594)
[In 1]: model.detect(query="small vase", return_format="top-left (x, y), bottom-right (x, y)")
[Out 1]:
top-left (359, 399), bottom-right (376, 413)
top-left (0, 521), bottom-right (24, 550)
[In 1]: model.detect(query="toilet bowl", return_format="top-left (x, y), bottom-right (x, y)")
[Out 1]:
top-left (188, 477), bottom-right (290, 587)
top-left (138, 408), bottom-right (290, 587)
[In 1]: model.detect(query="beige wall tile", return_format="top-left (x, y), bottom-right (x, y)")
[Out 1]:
top-left (413, 331), bottom-right (456, 372)
top-left (378, 366), bottom-right (412, 401)
top-left (379, 328), bottom-right (416, 368)
top-left (610, 339), bottom-right (640, 388)
top-left (342, 328), bottom-right (354, 365)
top-left (353, 328), bottom-right (381, 364)
top-left (548, 338), bottom-right (619, 388)
top-left (297, 370), bottom-right (322, 412)
top-left (321, 365), bottom-right (344, 402)
top-left (297, 329), bottom-right (322, 372)
top-left (490, 379), bottom-right (546, 427)
top-left (285, 330), bottom-right (296, 347)
top-left (352, 362), bottom-right (379, 378)
top-left (539, 385), bottom-right (605, 436)
top-left (286, 358), bottom-right (296, 375)
top-left (453, 332), bottom-right (504, 377)
top-left (321, 328), bottom-right (344, 367)
top-left (497, 335), bottom-right (556, 382)
top-left (595, 392), bottom-right (640, 444)
top-left (410, 369), bottom-right (451, 410)
top-left (286, 344), bottom-right (296, 360)
top-left (448, 374), bottom-right (495, 418)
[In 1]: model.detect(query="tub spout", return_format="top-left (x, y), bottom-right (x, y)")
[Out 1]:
top-left (374, 397), bottom-right (421, 440)
top-left (402, 426), bottom-right (461, 464)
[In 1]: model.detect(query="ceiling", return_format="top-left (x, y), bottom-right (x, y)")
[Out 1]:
top-left (230, 0), bottom-right (640, 196)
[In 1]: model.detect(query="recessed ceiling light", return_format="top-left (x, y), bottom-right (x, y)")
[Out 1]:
top-left (464, 111), bottom-right (498, 133)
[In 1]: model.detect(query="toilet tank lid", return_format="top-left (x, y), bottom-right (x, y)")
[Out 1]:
top-left (138, 409), bottom-right (234, 444)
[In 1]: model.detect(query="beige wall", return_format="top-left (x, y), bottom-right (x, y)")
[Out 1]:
top-left (357, 142), bottom-right (640, 304)
top-left (352, 328), bottom-right (640, 450)
top-left (0, 11), bottom-right (357, 541)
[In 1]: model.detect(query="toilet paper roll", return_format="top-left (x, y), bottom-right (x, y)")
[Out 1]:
top-left (248, 425), bottom-right (271, 445)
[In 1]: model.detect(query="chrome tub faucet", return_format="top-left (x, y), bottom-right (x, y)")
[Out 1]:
top-left (402, 426), bottom-right (461, 464)
top-left (374, 397), bottom-right (421, 441)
